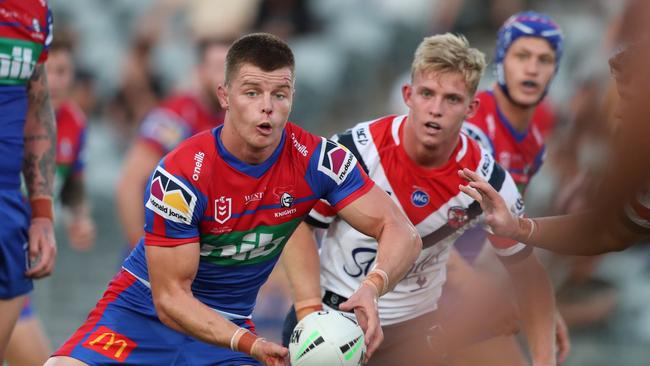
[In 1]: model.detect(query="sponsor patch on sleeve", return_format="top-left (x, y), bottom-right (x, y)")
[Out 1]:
top-left (462, 122), bottom-right (494, 155)
top-left (139, 109), bottom-right (188, 152)
top-left (145, 166), bottom-right (197, 224)
top-left (317, 139), bottom-right (358, 185)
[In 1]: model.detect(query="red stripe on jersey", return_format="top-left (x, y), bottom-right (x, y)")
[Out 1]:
top-left (54, 270), bottom-right (137, 357)
top-left (144, 232), bottom-right (199, 247)
top-left (631, 198), bottom-right (650, 221)
top-left (313, 200), bottom-right (336, 219)
top-left (333, 178), bottom-right (374, 212)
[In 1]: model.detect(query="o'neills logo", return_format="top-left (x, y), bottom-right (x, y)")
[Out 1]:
top-left (291, 133), bottom-right (308, 157)
top-left (192, 152), bottom-right (205, 181)
top-left (82, 326), bottom-right (137, 362)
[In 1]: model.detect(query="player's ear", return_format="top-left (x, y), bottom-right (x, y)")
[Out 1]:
top-left (465, 97), bottom-right (480, 119)
top-left (217, 84), bottom-right (229, 110)
top-left (402, 83), bottom-right (413, 108)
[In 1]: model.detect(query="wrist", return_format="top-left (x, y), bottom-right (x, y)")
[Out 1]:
top-left (30, 197), bottom-right (53, 221)
top-left (295, 298), bottom-right (323, 320)
top-left (230, 327), bottom-right (259, 355)
top-left (515, 217), bottom-right (535, 243)
top-left (361, 267), bottom-right (389, 297)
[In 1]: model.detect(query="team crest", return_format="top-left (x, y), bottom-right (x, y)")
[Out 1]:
top-left (447, 206), bottom-right (469, 229)
top-left (280, 192), bottom-right (294, 208)
top-left (215, 196), bottom-right (232, 224)
top-left (146, 167), bottom-right (196, 224)
top-left (317, 139), bottom-right (357, 184)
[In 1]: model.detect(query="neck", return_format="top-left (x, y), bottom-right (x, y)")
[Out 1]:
top-left (493, 85), bottom-right (536, 133)
top-left (219, 118), bottom-right (278, 165)
top-left (402, 116), bottom-right (458, 168)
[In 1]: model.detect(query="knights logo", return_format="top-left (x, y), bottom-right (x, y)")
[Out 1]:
top-left (280, 192), bottom-right (294, 208)
top-left (447, 206), bottom-right (469, 229)
top-left (214, 196), bottom-right (232, 224)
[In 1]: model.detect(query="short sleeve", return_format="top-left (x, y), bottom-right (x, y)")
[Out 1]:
top-left (138, 108), bottom-right (192, 155)
top-left (37, 8), bottom-right (53, 64)
top-left (143, 154), bottom-right (207, 247)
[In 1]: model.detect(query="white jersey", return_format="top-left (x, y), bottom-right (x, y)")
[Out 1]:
top-left (308, 115), bottom-right (530, 325)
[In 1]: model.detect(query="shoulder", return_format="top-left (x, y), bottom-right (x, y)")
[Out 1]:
top-left (57, 102), bottom-right (87, 129)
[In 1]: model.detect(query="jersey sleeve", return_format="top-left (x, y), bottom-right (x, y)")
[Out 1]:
top-left (37, 8), bottom-right (53, 64)
top-left (143, 152), bottom-right (207, 247)
top-left (138, 107), bottom-right (192, 155)
top-left (477, 153), bottom-right (532, 262)
top-left (305, 138), bottom-right (374, 213)
top-left (462, 121), bottom-right (495, 156)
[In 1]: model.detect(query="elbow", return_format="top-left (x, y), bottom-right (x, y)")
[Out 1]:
top-left (152, 290), bottom-right (177, 329)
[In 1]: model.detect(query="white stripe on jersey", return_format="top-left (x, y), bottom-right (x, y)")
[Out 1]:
top-left (624, 190), bottom-right (650, 229)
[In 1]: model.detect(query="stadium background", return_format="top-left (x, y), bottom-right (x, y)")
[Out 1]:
top-left (31, 0), bottom-right (650, 365)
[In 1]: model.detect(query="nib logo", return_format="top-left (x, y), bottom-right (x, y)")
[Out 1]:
top-left (215, 196), bottom-right (232, 224)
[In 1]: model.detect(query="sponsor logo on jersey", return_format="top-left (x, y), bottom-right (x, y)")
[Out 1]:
top-left (344, 247), bottom-right (377, 278)
top-left (318, 139), bottom-right (357, 184)
top-left (275, 208), bottom-right (297, 218)
top-left (510, 197), bottom-right (525, 216)
top-left (411, 189), bottom-right (430, 207)
top-left (244, 192), bottom-right (264, 205)
top-left (291, 133), bottom-right (308, 157)
top-left (0, 43), bottom-right (39, 84)
top-left (140, 109), bottom-right (187, 152)
top-left (82, 326), bottom-right (137, 362)
top-left (447, 206), bottom-right (469, 229)
top-left (462, 123), bottom-right (494, 154)
top-left (355, 128), bottom-right (369, 145)
top-left (214, 196), bottom-right (232, 224)
top-left (146, 167), bottom-right (196, 224)
top-left (481, 153), bottom-right (492, 177)
top-left (192, 152), bottom-right (205, 181)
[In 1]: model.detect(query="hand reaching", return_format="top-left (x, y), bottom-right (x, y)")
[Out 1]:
top-left (339, 283), bottom-right (384, 363)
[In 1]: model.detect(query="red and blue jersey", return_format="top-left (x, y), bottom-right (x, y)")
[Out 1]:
top-left (137, 93), bottom-right (225, 156)
top-left (462, 90), bottom-right (555, 192)
top-left (0, 0), bottom-right (52, 190)
top-left (54, 101), bottom-right (87, 195)
top-left (123, 123), bottom-right (373, 319)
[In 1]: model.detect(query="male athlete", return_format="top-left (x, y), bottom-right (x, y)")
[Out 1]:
top-left (46, 33), bottom-right (421, 366)
top-left (117, 38), bottom-right (229, 248)
top-left (6, 36), bottom-right (96, 366)
top-left (282, 33), bottom-right (557, 366)
top-left (453, 11), bottom-right (570, 364)
top-left (0, 0), bottom-right (57, 362)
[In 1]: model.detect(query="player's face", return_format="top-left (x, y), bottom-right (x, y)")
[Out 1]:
top-left (198, 44), bottom-right (228, 104)
top-left (503, 37), bottom-right (556, 107)
top-left (218, 63), bottom-right (293, 151)
top-left (403, 70), bottom-right (478, 149)
top-left (45, 49), bottom-right (74, 104)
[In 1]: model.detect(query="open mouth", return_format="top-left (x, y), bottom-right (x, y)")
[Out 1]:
top-left (521, 80), bottom-right (540, 93)
top-left (425, 121), bottom-right (442, 131)
top-left (257, 122), bottom-right (272, 135)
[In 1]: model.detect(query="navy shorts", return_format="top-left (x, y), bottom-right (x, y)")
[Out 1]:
top-left (0, 190), bottom-right (32, 299)
top-left (54, 270), bottom-right (261, 365)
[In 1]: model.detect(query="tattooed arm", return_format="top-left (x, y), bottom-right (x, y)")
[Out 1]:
top-left (23, 64), bottom-right (57, 278)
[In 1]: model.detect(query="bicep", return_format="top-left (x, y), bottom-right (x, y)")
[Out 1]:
top-left (145, 243), bottom-right (200, 294)
top-left (120, 141), bottom-right (163, 186)
top-left (337, 185), bottom-right (403, 238)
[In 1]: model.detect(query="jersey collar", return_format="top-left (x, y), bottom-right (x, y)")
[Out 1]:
top-left (214, 125), bottom-right (286, 179)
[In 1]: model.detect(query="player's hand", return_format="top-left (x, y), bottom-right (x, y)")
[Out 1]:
top-left (67, 213), bottom-right (96, 251)
top-left (555, 311), bottom-right (571, 364)
top-left (26, 217), bottom-right (57, 278)
top-left (250, 338), bottom-right (289, 366)
top-left (458, 168), bottom-right (519, 239)
top-left (339, 283), bottom-right (383, 363)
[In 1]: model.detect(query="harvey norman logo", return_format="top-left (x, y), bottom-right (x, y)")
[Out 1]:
top-left (146, 166), bottom-right (197, 224)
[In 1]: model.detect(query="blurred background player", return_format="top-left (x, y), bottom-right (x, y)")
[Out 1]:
top-left (5, 33), bottom-right (96, 366)
top-left (116, 38), bottom-right (229, 250)
top-left (281, 33), bottom-right (558, 366)
top-left (0, 0), bottom-right (57, 362)
top-left (450, 11), bottom-right (570, 366)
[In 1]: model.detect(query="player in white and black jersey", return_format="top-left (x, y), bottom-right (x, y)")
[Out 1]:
top-left (281, 34), bottom-right (558, 366)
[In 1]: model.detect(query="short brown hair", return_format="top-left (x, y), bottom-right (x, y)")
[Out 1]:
top-left (411, 33), bottom-right (486, 95)
top-left (225, 33), bottom-right (295, 85)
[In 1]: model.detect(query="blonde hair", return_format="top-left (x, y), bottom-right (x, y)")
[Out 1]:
top-left (411, 33), bottom-right (486, 95)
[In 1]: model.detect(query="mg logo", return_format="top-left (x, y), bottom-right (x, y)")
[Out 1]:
top-left (0, 46), bottom-right (35, 80)
top-left (411, 189), bottom-right (430, 207)
top-left (82, 326), bottom-right (137, 362)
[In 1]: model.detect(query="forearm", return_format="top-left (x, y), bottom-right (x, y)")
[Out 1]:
top-left (23, 64), bottom-right (56, 200)
top-left (116, 178), bottom-right (146, 245)
top-left (61, 175), bottom-right (88, 215)
top-left (374, 219), bottom-right (421, 292)
top-left (281, 222), bottom-right (322, 318)
top-left (511, 260), bottom-right (556, 365)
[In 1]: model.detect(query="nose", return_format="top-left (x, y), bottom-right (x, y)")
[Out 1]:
top-left (524, 58), bottom-right (540, 75)
top-left (429, 97), bottom-right (443, 118)
top-left (261, 93), bottom-right (273, 116)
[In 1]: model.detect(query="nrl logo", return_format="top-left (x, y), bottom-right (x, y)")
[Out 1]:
top-left (215, 196), bottom-right (232, 224)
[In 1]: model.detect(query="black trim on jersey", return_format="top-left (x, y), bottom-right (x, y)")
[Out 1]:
top-left (337, 130), bottom-right (369, 174)
top-left (304, 215), bottom-right (330, 229)
top-left (497, 245), bottom-right (533, 265)
top-left (422, 163), bottom-right (507, 249)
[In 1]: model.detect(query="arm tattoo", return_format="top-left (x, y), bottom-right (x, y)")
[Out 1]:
top-left (23, 64), bottom-right (56, 198)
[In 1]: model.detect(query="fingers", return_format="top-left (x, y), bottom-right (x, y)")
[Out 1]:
top-left (26, 236), bottom-right (56, 278)
top-left (459, 184), bottom-right (482, 202)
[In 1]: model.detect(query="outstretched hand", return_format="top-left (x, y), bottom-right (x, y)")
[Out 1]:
top-left (457, 168), bottom-right (520, 240)
top-left (339, 283), bottom-right (383, 363)
top-left (251, 338), bottom-right (290, 366)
